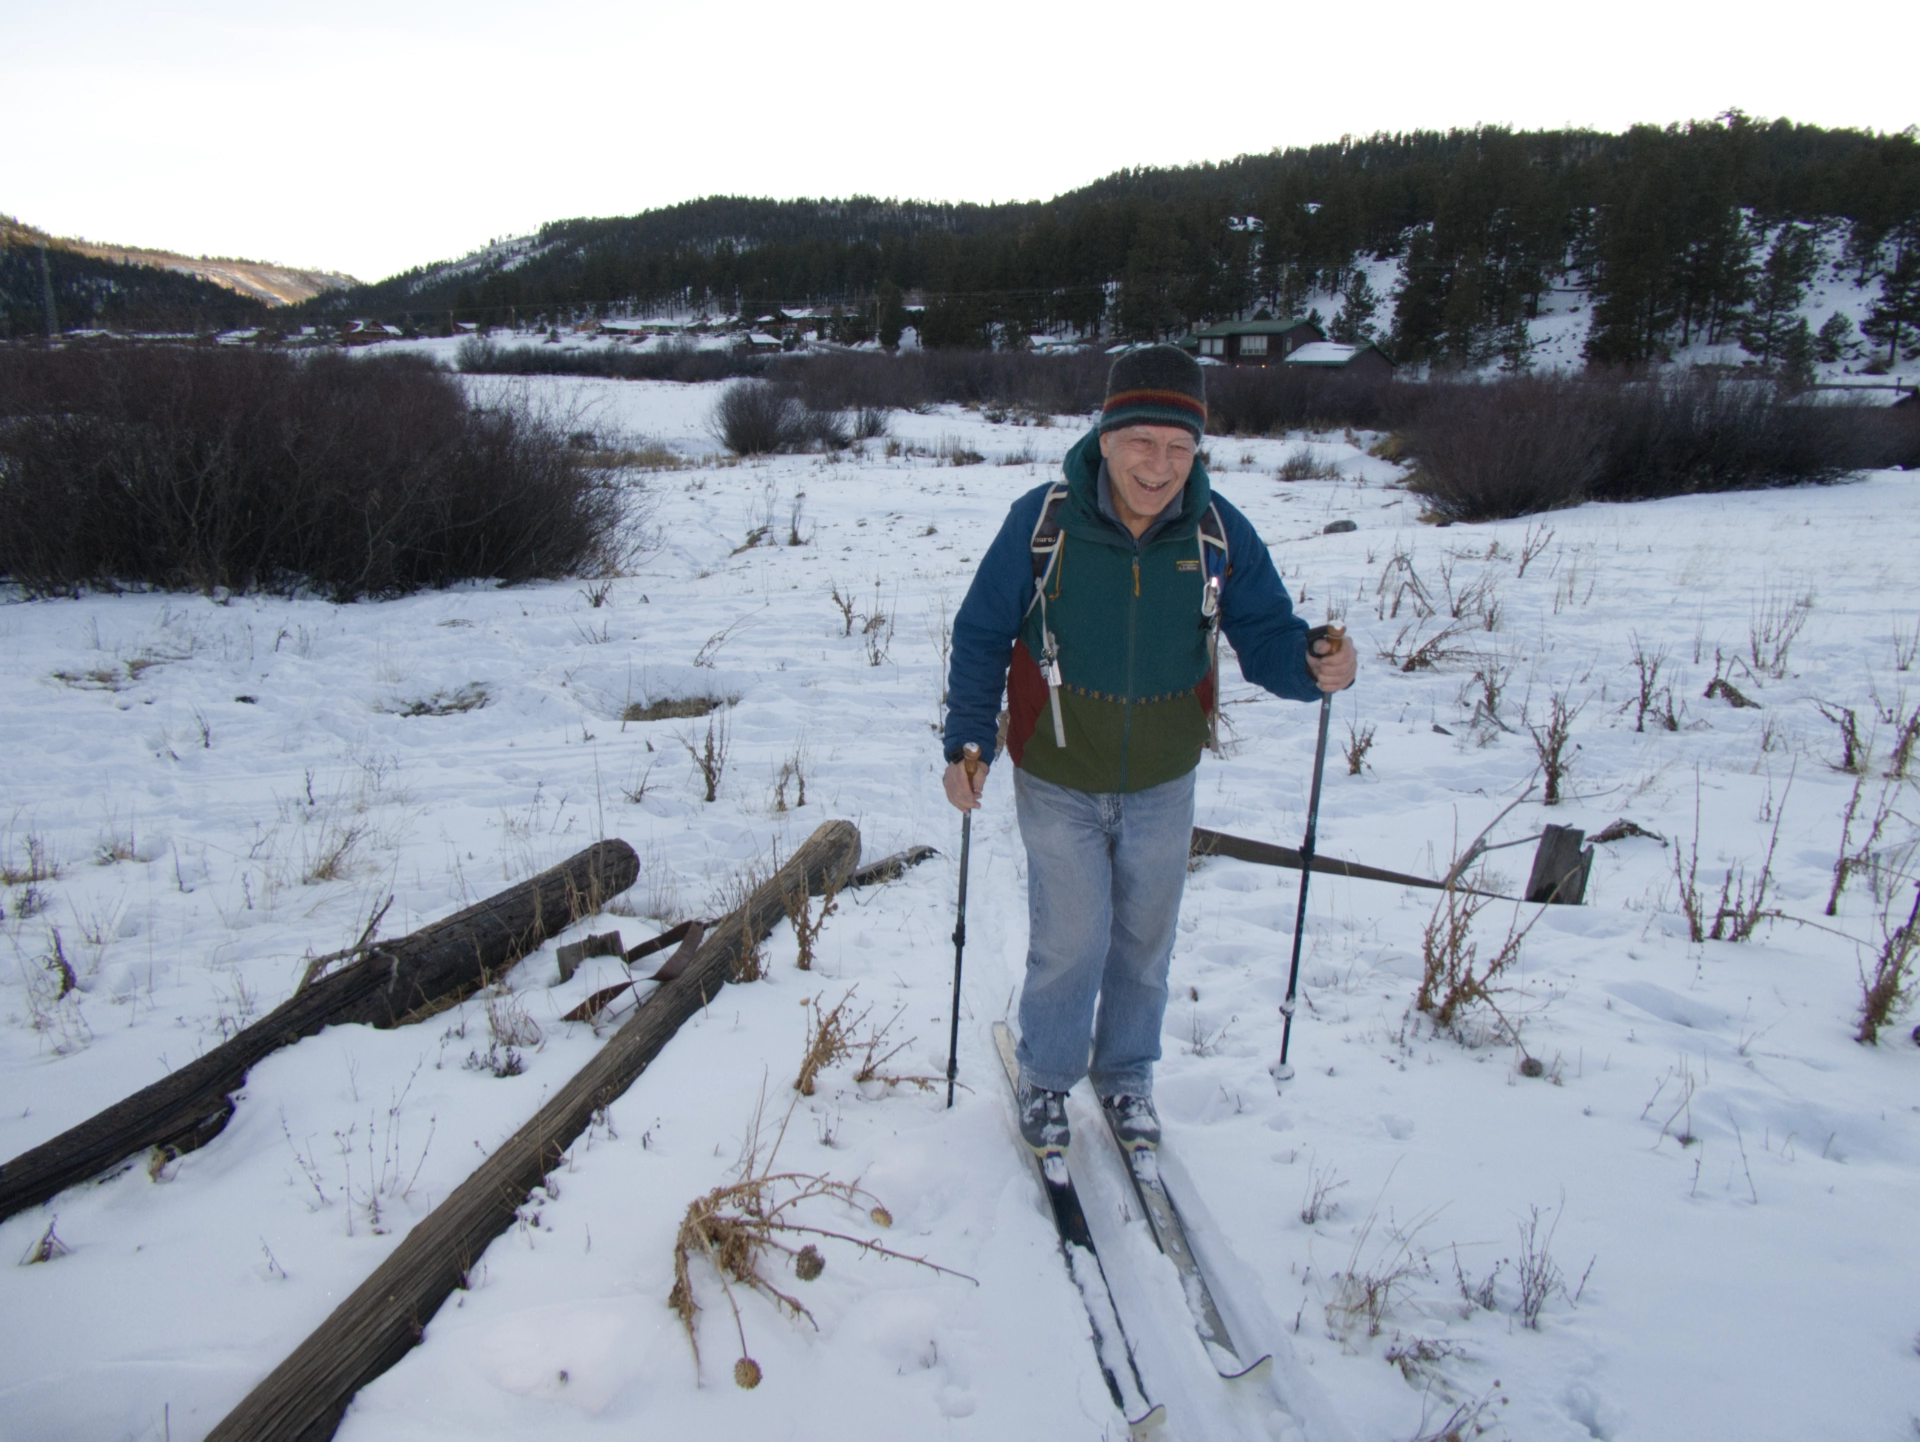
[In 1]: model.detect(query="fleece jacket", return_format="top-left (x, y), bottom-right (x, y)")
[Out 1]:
top-left (943, 426), bottom-right (1322, 794)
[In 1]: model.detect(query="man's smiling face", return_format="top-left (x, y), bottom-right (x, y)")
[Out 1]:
top-left (1099, 424), bottom-right (1197, 537)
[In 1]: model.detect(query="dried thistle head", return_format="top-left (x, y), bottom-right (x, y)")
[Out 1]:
top-left (669, 1096), bottom-right (971, 1389)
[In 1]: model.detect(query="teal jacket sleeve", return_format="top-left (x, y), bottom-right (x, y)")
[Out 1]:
top-left (1211, 492), bottom-right (1322, 703)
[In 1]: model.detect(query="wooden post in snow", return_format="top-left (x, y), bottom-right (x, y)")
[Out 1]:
top-left (0, 840), bottom-right (639, 1224)
top-left (205, 819), bottom-right (861, 1442)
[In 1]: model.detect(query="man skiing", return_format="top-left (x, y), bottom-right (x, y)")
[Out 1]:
top-left (941, 343), bottom-right (1355, 1169)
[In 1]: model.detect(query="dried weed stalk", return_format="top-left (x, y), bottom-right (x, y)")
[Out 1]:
top-left (1415, 879), bottom-right (1545, 1035)
top-left (670, 1095), bottom-right (970, 1387)
top-left (796, 988), bottom-right (938, 1095)
top-left (1857, 884), bottom-right (1920, 1044)
top-left (1344, 720), bottom-right (1377, 776)
top-left (1673, 769), bottom-right (1792, 943)
top-left (681, 708), bottom-right (731, 803)
top-left (1525, 689), bottom-right (1585, 805)
top-left (1382, 618), bottom-right (1472, 673)
top-left (1826, 773), bottom-right (1901, 916)
top-left (783, 875), bottom-right (838, 971)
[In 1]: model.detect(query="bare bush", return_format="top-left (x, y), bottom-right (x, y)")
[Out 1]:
top-left (1749, 587), bottom-right (1812, 679)
top-left (782, 875), bottom-right (838, 972)
top-left (682, 709), bottom-right (731, 803)
top-left (1673, 772), bottom-right (1790, 943)
top-left (1857, 885), bottom-right (1920, 1044)
top-left (0, 345), bottom-right (622, 598)
top-left (1344, 720), bottom-right (1377, 775)
top-left (1415, 882), bottom-right (1540, 1033)
top-left (1826, 774), bottom-right (1900, 916)
top-left (1628, 634), bottom-right (1672, 733)
top-left (1408, 373), bottom-right (1887, 522)
top-left (1526, 690), bottom-right (1585, 805)
top-left (1815, 701), bottom-right (1866, 773)
top-left (1383, 618), bottom-right (1471, 672)
top-left (1404, 376), bottom-right (1606, 520)
top-left (460, 338), bottom-right (767, 383)
top-left (711, 380), bottom-right (802, 455)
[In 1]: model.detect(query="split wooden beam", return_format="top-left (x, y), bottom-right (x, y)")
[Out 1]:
top-left (0, 840), bottom-right (639, 1224)
top-left (206, 819), bottom-right (860, 1442)
top-left (1190, 825), bottom-right (1586, 906)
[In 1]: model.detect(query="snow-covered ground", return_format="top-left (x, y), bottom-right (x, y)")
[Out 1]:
top-left (3, 377), bottom-right (1919, 1442)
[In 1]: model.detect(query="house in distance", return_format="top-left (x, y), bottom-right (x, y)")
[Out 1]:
top-left (1282, 340), bottom-right (1396, 382)
top-left (1180, 317), bottom-right (1323, 365)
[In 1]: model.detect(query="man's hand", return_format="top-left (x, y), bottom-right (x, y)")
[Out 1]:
top-left (943, 754), bottom-right (989, 811)
top-left (1305, 627), bottom-right (1357, 693)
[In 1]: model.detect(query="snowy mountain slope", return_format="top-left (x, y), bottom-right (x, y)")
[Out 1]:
top-left (2, 376), bottom-right (1918, 1442)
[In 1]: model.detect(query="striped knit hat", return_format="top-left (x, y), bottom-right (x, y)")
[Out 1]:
top-left (1099, 344), bottom-right (1207, 439)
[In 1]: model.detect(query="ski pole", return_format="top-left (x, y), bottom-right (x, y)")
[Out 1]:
top-left (946, 743), bottom-right (981, 1109)
top-left (1274, 626), bottom-right (1343, 1087)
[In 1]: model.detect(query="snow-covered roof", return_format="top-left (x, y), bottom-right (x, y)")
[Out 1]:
top-left (1285, 341), bottom-right (1390, 368)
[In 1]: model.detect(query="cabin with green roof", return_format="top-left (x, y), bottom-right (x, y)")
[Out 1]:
top-left (1178, 317), bottom-right (1323, 365)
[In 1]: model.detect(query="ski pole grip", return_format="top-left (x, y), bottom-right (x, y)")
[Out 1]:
top-left (1305, 623), bottom-right (1347, 659)
top-left (962, 742), bottom-right (981, 783)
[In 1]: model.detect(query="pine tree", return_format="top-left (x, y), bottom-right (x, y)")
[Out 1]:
top-left (1329, 269), bottom-right (1379, 343)
top-left (1862, 229), bottom-right (1920, 367)
top-left (876, 282), bottom-right (906, 350)
top-left (1815, 310), bottom-right (1860, 364)
top-left (1777, 316), bottom-right (1815, 391)
top-left (1741, 223), bottom-right (1818, 369)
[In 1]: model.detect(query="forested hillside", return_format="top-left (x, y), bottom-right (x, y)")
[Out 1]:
top-left (299, 114), bottom-right (1920, 369)
top-left (2, 218), bottom-right (269, 336)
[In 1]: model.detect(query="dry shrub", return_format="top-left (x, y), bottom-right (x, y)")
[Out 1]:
top-left (1672, 771), bottom-right (1791, 943)
top-left (1326, 1199), bottom-right (1435, 1342)
top-left (670, 1099), bottom-right (967, 1386)
top-left (1526, 689), bottom-right (1585, 805)
top-left (1404, 375), bottom-right (1605, 520)
top-left (1344, 721), bottom-right (1377, 775)
top-left (0, 344), bottom-right (625, 597)
top-left (783, 876), bottom-right (838, 971)
top-left (459, 338), bottom-right (766, 384)
top-left (1407, 372), bottom-right (1899, 522)
top-left (794, 987), bottom-right (937, 1095)
top-left (681, 709), bottom-right (730, 803)
top-left (795, 991), bottom-right (861, 1096)
top-left (1857, 885), bottom-right (1920, 1044)
top-left (1415, 858), bottom-right (1548, 1037)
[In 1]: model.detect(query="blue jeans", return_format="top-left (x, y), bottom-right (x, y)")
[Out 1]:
top-left (1012, 766), bottom-right (1196, 1096)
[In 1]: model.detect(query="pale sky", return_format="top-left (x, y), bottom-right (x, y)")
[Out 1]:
top-left (5, 0), bottom-right (1915, 283)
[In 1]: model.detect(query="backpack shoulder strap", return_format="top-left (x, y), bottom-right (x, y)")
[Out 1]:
top-left (1026, 483), bottom-right (1070, 610)
top-left (1198, 501), bottom-right (1229, 577)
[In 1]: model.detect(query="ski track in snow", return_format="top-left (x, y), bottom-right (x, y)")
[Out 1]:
top-left (2, 365), bottom-right (1919, 1442)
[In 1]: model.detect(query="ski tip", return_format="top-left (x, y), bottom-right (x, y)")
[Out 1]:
top-left (1128, 1401), bottom-right (1170, 1440)
top-left (1218, 1352), bottom-right (1274, 1384)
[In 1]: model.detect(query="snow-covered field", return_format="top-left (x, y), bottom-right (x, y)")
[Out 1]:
top-left (3, 375), bottom-right (1918, 1442)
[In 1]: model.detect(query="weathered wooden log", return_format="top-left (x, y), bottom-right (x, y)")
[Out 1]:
top-left (206, 819), bottom-right (859, 1442)
top-left (1191, 826), bottom-right (1491, 894)
top-left (846, 844), bottom-right (938, 888)
top-left (0, 841), bottom-right (639, 1224)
